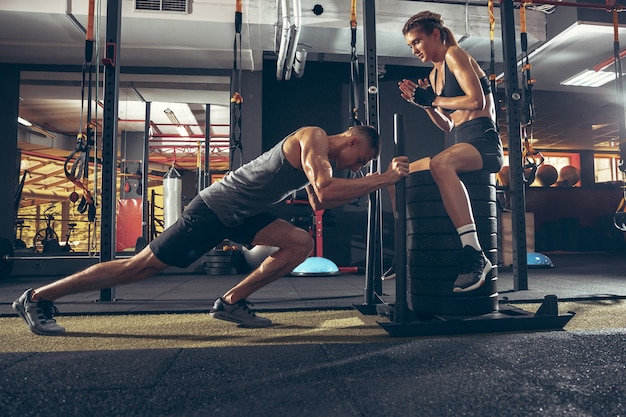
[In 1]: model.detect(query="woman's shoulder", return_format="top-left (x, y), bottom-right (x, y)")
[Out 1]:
top-left (445, 45), bottom-right (470, 63)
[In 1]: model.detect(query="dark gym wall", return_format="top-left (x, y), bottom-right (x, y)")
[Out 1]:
top-left (262, 60), bottom-right (355, 266)
top-left (238, 70), bottom-right (264, 166)
top-left (260, 60), bottom-right (443, 267)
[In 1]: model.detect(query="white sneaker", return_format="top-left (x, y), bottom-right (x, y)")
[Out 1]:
top-left (12, 289), bottom-right (66, 335)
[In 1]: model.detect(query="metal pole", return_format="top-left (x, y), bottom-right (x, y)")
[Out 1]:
top-left (362, 0), bottom-right (383, 304)
top-left (204, 104), bottom-right (211, 189)
top-left (142, 101), bottom-right (151, 241)
top-left (501, 0), bottom-right (528, 290)
top-left (394, 114), bottom-right (408, 323)
top-left (99, 0), bottom-right (122, 302)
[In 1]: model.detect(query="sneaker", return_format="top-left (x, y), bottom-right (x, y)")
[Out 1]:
top-left (209, 297), bottom-right (272, 328)
top-left (12, 289), bottom-right (66, 335)
top-left (381, 259), bottom-right (396, 281)
top-left (453, 246), bottom-right (492, 293)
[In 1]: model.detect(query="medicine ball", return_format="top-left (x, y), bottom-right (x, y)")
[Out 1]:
top-left (557, 165), bottom-right (580, 187)
top-left (536, 164), bottom-right (558, 187)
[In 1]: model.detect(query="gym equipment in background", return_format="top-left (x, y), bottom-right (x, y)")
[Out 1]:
top-left (527, 252), bottom-right (554, 268)
top-left (291, 209), bottom-right (340, 276)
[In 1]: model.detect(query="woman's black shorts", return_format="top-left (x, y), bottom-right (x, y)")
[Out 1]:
top-left (452, 117), bottom-right (504, 173)
top-left (149, 196), bottom-right (277, 268)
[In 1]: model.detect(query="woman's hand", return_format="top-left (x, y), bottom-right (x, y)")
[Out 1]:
top-left (399, 78), bottom-right (435, 108)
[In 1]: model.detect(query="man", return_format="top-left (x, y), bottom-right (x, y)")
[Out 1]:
top-left (13, 125), bottom-right (409, 335)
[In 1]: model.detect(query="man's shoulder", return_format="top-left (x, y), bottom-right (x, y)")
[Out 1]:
top-left (297, 126), bottom-right (324, 134)
top-left (288, 126), bottom-right (327, 142)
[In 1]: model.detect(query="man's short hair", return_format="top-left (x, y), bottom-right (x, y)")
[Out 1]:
top-left (349, 125), bottom-right (380, 158)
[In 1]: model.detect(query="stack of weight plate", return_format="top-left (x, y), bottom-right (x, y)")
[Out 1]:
top-left (202, 248), bottom-right (245, 275)
top-left (406, 170), bottom-right (498, 316)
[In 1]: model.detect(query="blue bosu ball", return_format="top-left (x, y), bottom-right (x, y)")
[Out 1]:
top-left (291, 257), bottom-right (341, 276)
top-left (527, 252), bottom-right (554, 268)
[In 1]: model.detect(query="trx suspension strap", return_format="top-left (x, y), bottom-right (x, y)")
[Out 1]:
top-left (349, 0), bottom-right (362, 127)
top-left (488, 0), bottom-right (497, 107)
top-left (520, 3), bottom-right (543, 185)
top-left (346, 0), bottom-right (365, 206)
top-left (612, 8), bottom-right (626, 230)
top-left (65, 0), bottom-right (96, 222)
top-left (229, 0), bottom-right (244, 171)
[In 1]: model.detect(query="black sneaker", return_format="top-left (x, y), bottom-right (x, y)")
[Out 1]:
top-left (209, 297), bottom-right (272, 328)
top-left (12, 289), bottom-right (66, 335)
top-left (453, 246), bottom-right (492, 293)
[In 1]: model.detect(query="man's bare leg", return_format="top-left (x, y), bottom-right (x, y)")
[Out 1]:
top-left (31, 246), bottom-right (169, 302)
top-left (209, 219), bottom-right (314, 328)
top-left (13, 246), bottom-right (169, 335)
top-left (222, 219), bottom-right (314, 303)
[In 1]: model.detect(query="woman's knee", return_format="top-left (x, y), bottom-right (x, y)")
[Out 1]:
top-left (429, 154), bottom-right (452, 180)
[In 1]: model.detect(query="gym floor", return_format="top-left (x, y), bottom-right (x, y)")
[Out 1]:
top-left (0, 252), bottom-right (625, 417)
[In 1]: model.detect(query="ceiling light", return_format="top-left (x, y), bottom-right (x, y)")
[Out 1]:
top-left (18, 117), bottom-right (32, 127)
top-left (561, 70), bottom-right (617, 87)
top-left (164, 108), bottom-right (180, 125)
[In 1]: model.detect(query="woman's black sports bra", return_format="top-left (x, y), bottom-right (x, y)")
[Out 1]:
top-left (434, 60), bottom-right (492, 113)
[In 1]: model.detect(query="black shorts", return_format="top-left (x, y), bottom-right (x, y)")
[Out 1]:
top-left (149, 196), bottom-right (277, 268)
top-left (452, 117), bottom-right (504, 173)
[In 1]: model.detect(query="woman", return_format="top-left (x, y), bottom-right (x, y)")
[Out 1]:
top-left (398, 11), bottom-right (503, 293)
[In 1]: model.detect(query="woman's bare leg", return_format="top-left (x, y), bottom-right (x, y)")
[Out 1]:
top-left (429, 144), bottom-right (482, 228)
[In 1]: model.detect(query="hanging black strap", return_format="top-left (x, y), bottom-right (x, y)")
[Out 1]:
top-left (348, 0), bottom-right (362, 127)
top-left (520, 5), bottom-right (535, 128)
top-left (64, 0), bottom-right (96, 221)
top-left (229, 0), bottom-right (244, 170)
top-left (488, 0), bottom-right (497, 125)
top-left (518, 4), bottom-right (542, 185)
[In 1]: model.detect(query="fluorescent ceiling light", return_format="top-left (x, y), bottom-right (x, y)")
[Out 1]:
top-left (164, 108), bottom-right (180, 125)
top-left (18, 117), bottom-right (32, 126)
top-left (496, 22), bottom-right (626, 87)
top-left (561, 70), bottom-right (617, 87)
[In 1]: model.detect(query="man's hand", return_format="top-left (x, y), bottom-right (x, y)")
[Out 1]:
top-left (384, 156), bottom-right (410, 184)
